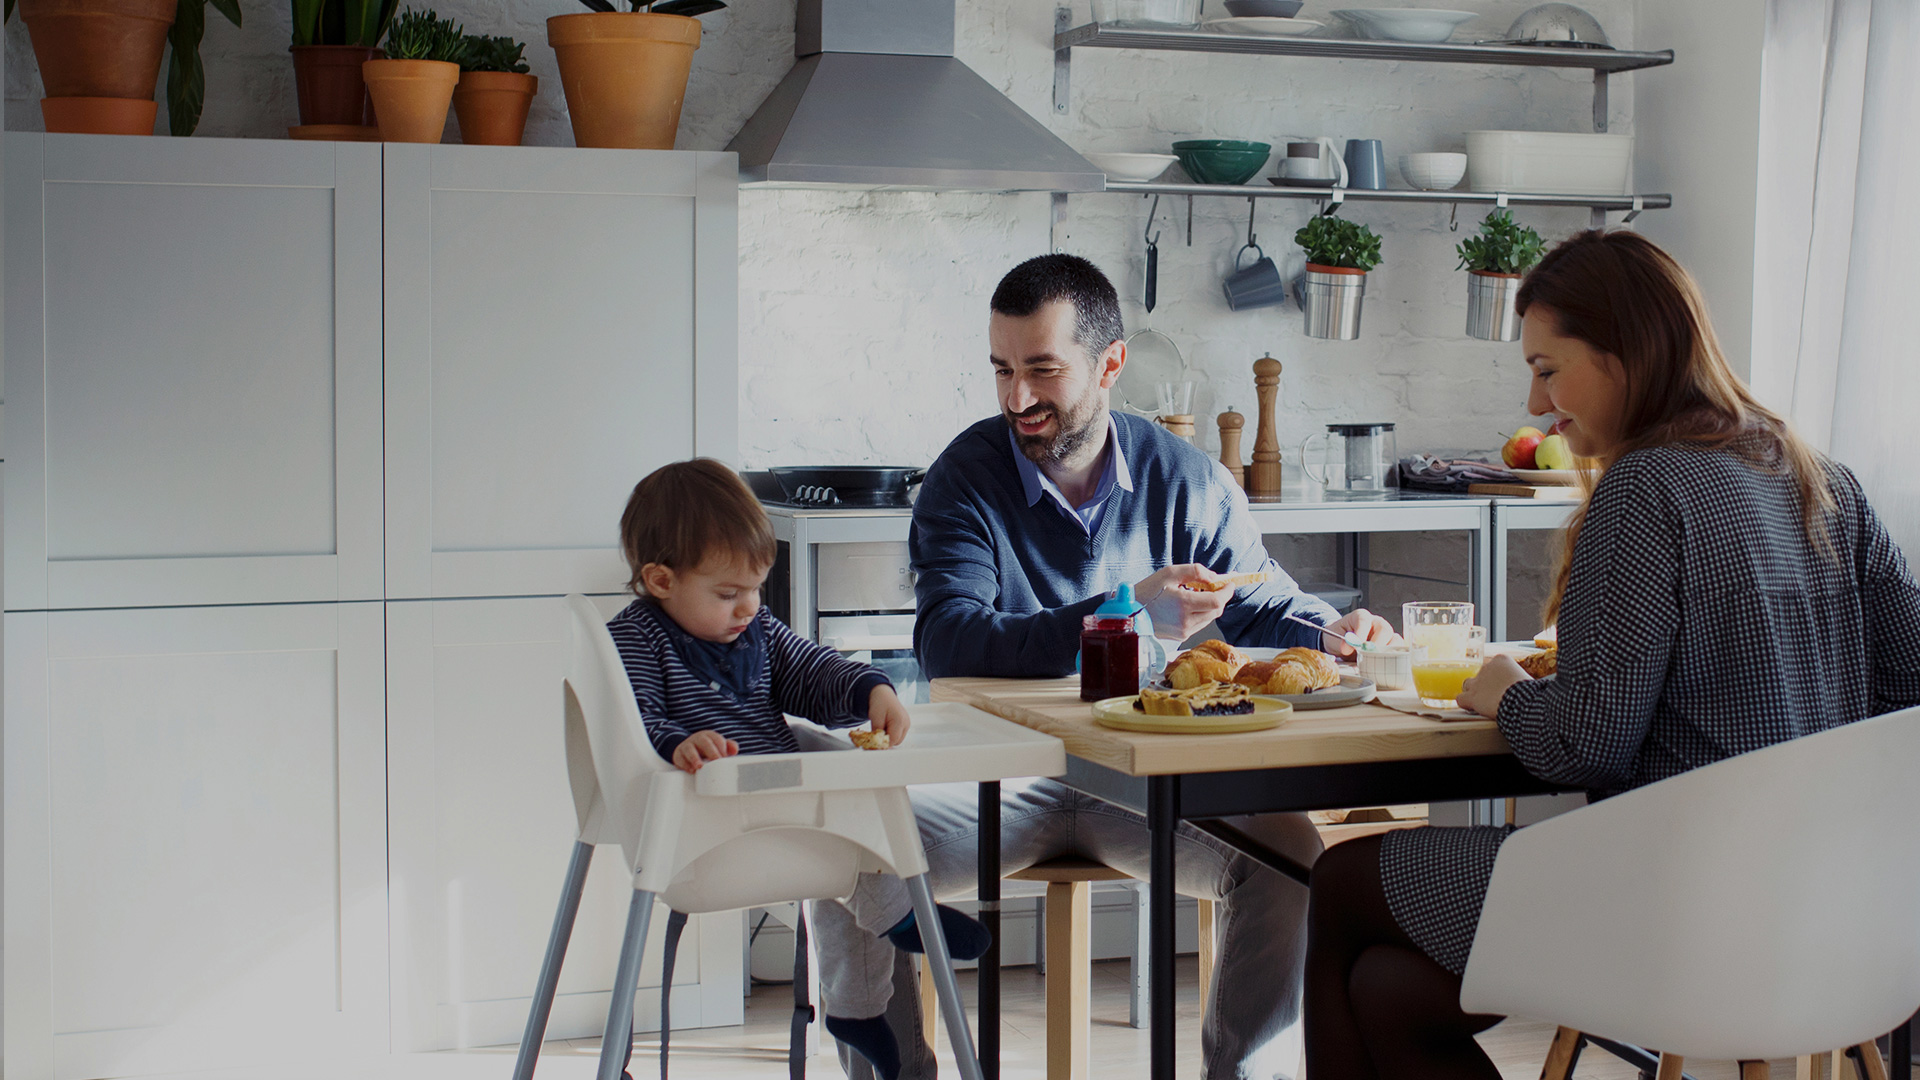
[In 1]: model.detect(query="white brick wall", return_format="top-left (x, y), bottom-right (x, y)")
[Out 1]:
top-left (6, 0), bottom-right (1638, 468)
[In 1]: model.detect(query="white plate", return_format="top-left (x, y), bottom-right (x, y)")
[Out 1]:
top-left (1084, 152), bottom-right (1179, 183)
top-left (1332, 8), bottom-right (1477, 42)
top-left (1201, 16), bottom-right (1323, 34)
top-left (1509, 468), bottom-right (1579, 484)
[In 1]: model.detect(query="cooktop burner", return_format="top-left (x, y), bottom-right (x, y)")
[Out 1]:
top-left (742, 470), bottom-right (918, 510)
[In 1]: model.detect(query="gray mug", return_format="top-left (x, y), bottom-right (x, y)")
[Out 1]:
top-left (1344, 138), bottom-right (1386, 190)
top-left (1223, 243), bottom-right (1286, 311)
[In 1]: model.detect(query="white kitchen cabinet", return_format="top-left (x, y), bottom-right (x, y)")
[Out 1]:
top-left (2, 134), bottom-right (385, 610)
top-left (381, 145), bottom-right (738, 601)
top-left (2, 601), bottom-right (389, 1079)
top-left (385, 593), bottom-right (743, 1052)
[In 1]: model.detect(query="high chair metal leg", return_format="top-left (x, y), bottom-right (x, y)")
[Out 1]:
top-left (906, 873), bottom-right (985, 1080)
top-left (596, 889), bottom-right (659, 1080)
top-left (515, 840), bottom-right (595, 1080)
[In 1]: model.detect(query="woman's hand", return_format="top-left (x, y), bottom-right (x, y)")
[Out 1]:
top-left (1321, 608), bottom-right (1400, 657)
top-left (869, 683), bottom-right (911, 747)
top-left (671, 730), bottom-right (739, 773)
top-left (1457, 654), bottom-right (1530, 718)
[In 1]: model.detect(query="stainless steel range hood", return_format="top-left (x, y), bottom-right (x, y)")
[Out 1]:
top-left (727, 0), bottom-right (1105, 192)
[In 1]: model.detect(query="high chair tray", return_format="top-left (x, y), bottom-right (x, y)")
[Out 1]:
top-left (693, 702), bottom-right (1068, 797)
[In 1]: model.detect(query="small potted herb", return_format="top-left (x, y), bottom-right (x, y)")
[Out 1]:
top-left (1293, 215), bottom-right (1382, 340)
top-left (288, 0), bottom-right (399, 131)
top-left (362, 7), bottom-right (467, 142)
top-left (1456, 209), bottom-right (1545, 341)
top-left (453, 34), bottom-right (536, 146)
top-left (547, 0), bottom-right (725, 149)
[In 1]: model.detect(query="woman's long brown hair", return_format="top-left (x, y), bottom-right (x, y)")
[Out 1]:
top-left (1517, 230), bottom-right (1835, 625)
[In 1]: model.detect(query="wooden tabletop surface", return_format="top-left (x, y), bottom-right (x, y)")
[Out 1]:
top-left (930, 676), bottom-right (1517, 778)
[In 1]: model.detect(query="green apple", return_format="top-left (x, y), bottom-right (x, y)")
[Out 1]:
top-left (1535, 433), bottom-right (1573, 470)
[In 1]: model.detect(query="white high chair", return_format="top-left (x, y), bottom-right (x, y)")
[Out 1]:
top-left (1461, 704), bottom-right (1920, 1077)
top-left (511, 595), bottom-right (1066, 1080)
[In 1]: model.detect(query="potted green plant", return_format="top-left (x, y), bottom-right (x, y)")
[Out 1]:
top-left (6, 0), bottom-right (240, 135)
top-left (547, 0), bottom-right (723, 149)
top-left (289, 0), bottom-right (399, 132)
top-left (452, 34), bottom-right (535, 146)
top-left (1294, 215), bottom-right (1382, 340)
top-left (1456, 209), bottom-right (1545, 341)
top-left (362, 6), bottom-right (465, 142)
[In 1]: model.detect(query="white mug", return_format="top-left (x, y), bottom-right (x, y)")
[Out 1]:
top-left (1278, 136), bottom-right (1350, 187)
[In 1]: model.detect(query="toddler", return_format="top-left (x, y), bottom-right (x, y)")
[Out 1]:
top-left (609, 459), bottom-right (987, 1080)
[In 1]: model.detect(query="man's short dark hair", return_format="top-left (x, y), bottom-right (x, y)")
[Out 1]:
top-left (990, 254), bottom-right (1126, 362)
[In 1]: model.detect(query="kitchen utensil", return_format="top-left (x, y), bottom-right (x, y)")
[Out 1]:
top-left (1248, 355), bottom-right (1283, 498)
top-left (1218, 409), bottom-right (1246, 487)
top-left (1223, 0), bottom-right (1303, 15)
top-left (1284, 612), bottom-right (1368, 651)
top-left (1333, 8), bottom-right (1478, 42)
top-left (1466, 130), bottom-right (1632, 195)
top-left (1199, 15), bottom-right (1322, 34)
top-left (1275, 137), bottom-right (1349, 187)
top-left (1301, 422), bottom-right (1398, 500)
top-left (1091, 694), bottom-right (1290, 734)
top-left (1496, 2), bottom-right (1611, 47)
top-left (1084, 151), bottom-right (1179, 183)
top-left (1117, 197), bottom-right (1189, 417)
top-left (1343, 138), bottom-right (1387, 190)
top-left (1172, 139), bottom-right (1272, 185)
top-left (1223, 244), bottom-right (1287, 310)
top-left (1398, 151), bottom-right (1467, 190)
top-left (1091, 0), bottom-right (1203, 27)
top-left (1275, 674), bottom-right (1376, 710)
top-left (769, 465), bottom-right (927, 507)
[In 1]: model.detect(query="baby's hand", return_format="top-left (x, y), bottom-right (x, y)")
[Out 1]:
top-left (672, 730), bottom-right (739, 773)
top-left (869, 684), bottom-right (911, 748)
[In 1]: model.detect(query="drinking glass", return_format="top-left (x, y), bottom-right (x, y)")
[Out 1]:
top-left (1157, 380), bottom-right (1194, 416)
top-left (1411, 626), bottom-right (1486, 708)
top-left (1402, 601), bottom-right (1474, 657)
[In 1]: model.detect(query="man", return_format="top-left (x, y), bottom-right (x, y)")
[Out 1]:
top-left (814, 255), bottom-right (1396, 1080)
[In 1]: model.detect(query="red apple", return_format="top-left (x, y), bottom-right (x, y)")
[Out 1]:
top-left (1502, 426), bottom-right (1545, 469)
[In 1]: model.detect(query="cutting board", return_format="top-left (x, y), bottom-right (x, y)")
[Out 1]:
top-left (1468, 482), bottom-right (1581, 499)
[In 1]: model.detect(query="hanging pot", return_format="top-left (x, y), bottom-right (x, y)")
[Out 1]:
top-left (291, 45), bottom-right (382, 127)
top-left (1465, 269), bottom-right (1523, 341)
top-left (1298, 264), bottom-right (1367, 340)
top-left (19, 0), bottom-right (174, 133)
top-left (547, 12), bottom-right (700, 149)
top-left (453, 70), bottom-right (538, 146)
top-left (363, 58), bottom-right (460, 143)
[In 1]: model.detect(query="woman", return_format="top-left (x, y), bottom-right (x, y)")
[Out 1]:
top-left (1304, 230), bottom-right (1920, 1080)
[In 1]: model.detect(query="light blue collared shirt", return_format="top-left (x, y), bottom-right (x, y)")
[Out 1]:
top-left (1008, 415), bottom-right (1134, 535)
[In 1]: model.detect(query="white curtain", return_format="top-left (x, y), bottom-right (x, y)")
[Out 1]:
top-left (1753, 0), bottom-right (1920, 558)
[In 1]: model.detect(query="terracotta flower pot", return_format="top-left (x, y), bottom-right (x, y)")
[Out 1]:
top-left (291, 45), bottom-right (382, 127)
top-left (18, 0), bottom-right (173, 113)
top-left (547, 12), bottom-right (700, 150)
top-left (453, 70), bottom-right (537, 147)
top-left (40, 95), bottom-right (157, 134)
top-left (362, 58), bottom-right (459, 144)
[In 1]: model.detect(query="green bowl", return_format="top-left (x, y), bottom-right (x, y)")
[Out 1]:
top-left (1171, 140), bottom-right (1272, 185)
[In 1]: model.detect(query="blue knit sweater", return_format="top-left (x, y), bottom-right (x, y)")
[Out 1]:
top-left (910, 411), bottom-right (1341, 679)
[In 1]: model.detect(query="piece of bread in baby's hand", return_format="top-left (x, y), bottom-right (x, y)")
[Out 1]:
top-left (849, 728), bottom-right (891, 750)
top-left (1179, 571), bottom-right (1275, 593)
top-left (1518, 649), bottom-right (1557, 678)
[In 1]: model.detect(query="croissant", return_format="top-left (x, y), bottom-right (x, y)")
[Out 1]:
top-left (1275, 647), bottom-right (1340, 689)
top-left (1518, 649), bottom-right (1557, 678)
top-left (1165, 640), bottom-right (1250, 690)
top-left (1232, 649), bottom-right (1341, 695)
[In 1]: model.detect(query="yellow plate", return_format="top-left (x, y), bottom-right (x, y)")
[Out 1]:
top-left (1091, 694), bottom-right (1292, 734)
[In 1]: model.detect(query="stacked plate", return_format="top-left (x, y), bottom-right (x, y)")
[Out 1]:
top-left (1332, 8), bottom-right (1478, 41)
top-left (1200, 15), bottom-right (1322, 34)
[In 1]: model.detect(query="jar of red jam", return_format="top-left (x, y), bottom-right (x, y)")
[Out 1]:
top-left (1080, 584), bottom-right (1142, 701)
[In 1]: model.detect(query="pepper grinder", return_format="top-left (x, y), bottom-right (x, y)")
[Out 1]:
top-left (1248, 354), bottom-right (1284, 499)
top-left (1217, 408), bottom-right (1246, 488)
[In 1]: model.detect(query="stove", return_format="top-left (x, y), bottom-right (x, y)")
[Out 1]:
top-left (742, 469), bottom-right (920, 510)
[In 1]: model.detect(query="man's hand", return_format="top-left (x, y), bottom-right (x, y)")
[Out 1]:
top-left (671, 730), bottom-right (739, 774)
top-left (1135, 564), bottom-right (1232, 641)
top-left (1457, 654), bottom-right (1529, 718)
top-left (1320, 608), bottom-right (1400, 657)
top-left (869, 683), bottom-right (911, 748)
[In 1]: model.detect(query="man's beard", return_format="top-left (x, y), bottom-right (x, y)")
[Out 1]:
top-left (1008, 388), bottom-right (1104, 467)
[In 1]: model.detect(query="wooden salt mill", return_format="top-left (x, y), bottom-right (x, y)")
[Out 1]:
top-left (1217, 408), bottom-right (1246, 488)
top-left (1248, 354), bottom-right (1284, 499)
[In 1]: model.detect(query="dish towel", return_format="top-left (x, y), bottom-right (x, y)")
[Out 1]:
top-left (1397, 455), bottom-right (1517, 494)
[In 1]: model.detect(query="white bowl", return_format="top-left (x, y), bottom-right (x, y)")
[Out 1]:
top-left (1465, 130), bottom-right (1633, 196)
top-left (1398, 152), bottom-right (1467, 190)
top-left (1201, 15), bottom-right (1322, 34)
top-left (1084, 152), bottom-right (1179, 183)
top-left (1333, 8), bottom-right (1478, 42)
top-left (1357, 643), bottom-right (1429, 692)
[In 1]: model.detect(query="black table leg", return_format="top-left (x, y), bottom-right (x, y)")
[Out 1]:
top-left (1148, 776), bottom-right (1177, 1080)
top-left (1893, 1010), bottom-right (1914, 1080)
top-left (978, 780), bottom-right (1000, 1080)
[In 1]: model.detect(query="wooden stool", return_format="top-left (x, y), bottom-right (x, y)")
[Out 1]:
top-left (1540, 1025), bottom-right (1890, 1080)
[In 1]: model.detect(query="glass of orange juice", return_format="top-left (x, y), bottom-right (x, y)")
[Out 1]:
top-left (1411, 626), bottom-right (1486, 708)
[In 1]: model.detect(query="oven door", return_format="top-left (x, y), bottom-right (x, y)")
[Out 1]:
top-left (817, 613), bottom-right (927, 704)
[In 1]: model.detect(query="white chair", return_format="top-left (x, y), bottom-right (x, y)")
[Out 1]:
top-left (1461, 705), bottom-right (1920, 1078)
top-left (511, 595), bottom-right (1066, 1080)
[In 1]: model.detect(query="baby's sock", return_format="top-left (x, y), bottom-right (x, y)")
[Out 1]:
top-left (824, 1013), bottom-right (901, 1080)
top-left (884, 905), bottom-right (992, 961)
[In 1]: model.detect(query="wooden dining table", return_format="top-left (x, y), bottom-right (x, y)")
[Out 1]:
top-left (931, 675), bottom-right (1578, 1080)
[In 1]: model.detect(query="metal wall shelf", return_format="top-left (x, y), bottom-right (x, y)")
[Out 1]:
top-left (1053, 22), bottom-right (1674, 72)
top-left (1104, 180), bottom-right (1671, 214)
